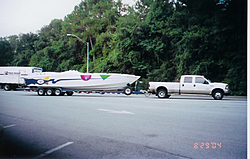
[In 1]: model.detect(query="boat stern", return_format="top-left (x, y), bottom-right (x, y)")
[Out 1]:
top-left (128, 75), bottom-right (140, 85)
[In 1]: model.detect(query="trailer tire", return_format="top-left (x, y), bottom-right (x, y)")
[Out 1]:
top-left (37, 88), bottom-right (45, 96)
top-left (4, 84), bottom-right (11, 91)
top-left (46, 88), bottom-right (54, 96)
top-left (157, 88), bottom-right (167, 98)
top-left (124, 86), bottom-right (132, 95)
top-left (54, 88), bottom-right (63, 96)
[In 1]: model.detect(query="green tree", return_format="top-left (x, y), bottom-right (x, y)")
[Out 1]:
top-left (7, 33), bottom-right (39, 66)
top-left (0, 38), bottom-right (13, 65)
top-left (30, 19), bottom-right (78, 72)
top-left (219, 0), bottom-right (247, 95)
top-left (63, 0), bottom-right (122, 72)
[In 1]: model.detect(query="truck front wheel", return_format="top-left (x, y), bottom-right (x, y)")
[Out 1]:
top-left (157, 89), bottom-right (168, 98)
top-left (212, 90), bottom-right (224, 100)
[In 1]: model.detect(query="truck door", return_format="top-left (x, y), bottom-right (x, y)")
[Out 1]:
top-left (180, 77), bottom-right (194, 94)
top-left (193, 77), bottom-right (211, 94)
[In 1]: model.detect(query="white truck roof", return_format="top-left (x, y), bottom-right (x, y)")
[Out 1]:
top-left (181, 75), bottom-right (205, 77)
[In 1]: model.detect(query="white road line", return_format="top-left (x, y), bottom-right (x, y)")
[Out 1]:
top-left (3, 124), bottom-right (16, 128)
top-left (98, 109), bottom-right (135, 114)
top-left (34, 142), bottom-right (74, 158)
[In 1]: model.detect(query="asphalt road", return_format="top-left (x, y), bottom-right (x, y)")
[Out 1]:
top-left (0, 90), bottom-right (247, 159)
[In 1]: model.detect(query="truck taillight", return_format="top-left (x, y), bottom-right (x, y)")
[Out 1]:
top-left (148, 84), bottom-right (150, 88)
top-left (225, 85), bottom-right (229, 91)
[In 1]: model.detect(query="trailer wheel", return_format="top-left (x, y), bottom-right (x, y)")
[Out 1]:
top-left (37, 88), bottom-right (45, 96)
top-left (124, 86), bottom-right (132, 95)
top-left (46, 88), bottom-right (54, 96)
top-left (4, 84), bottom-right (11, 91)
top-left (54, 88), bottom-right (63, 96)
top-left (157, 88), bottom-right (167, 98)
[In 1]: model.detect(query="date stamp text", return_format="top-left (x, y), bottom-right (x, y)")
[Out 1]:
top-left (194, 142), bottom-right (222, 149)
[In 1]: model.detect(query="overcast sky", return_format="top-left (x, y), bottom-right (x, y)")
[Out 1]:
top-left (0, 0), bottom-right (135, 37)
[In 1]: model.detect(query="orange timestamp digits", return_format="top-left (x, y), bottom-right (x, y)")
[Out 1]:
top-left (194, 142), bottom-right (221, 149)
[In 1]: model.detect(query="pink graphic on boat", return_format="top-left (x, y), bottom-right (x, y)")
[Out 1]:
top-left (81, 75), bottom-right (92, 81)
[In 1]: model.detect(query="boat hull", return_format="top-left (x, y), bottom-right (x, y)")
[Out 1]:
top-left (24, 71), bottom-right (140, 91)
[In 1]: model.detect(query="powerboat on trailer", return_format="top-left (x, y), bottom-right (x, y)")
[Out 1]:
top-left (24, 70), bottom-right (140, 96)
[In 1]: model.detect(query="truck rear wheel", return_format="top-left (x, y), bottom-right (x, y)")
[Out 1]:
top-left (157, 88), bottom-right (168, 98)
top-left (4, 84), bottom-right (11, 91)
top-left (37, 88), bottom-right (45, 96)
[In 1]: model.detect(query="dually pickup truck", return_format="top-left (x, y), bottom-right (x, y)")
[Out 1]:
top-left (148, 75), bottom-right (230, 100)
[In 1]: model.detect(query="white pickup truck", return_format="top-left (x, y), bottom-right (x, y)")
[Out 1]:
top-left (148, 75), bottom-right (230, 100)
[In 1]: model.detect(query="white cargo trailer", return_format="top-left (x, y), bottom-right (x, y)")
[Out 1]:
top-left (0, 66), bottom-right (42, 91)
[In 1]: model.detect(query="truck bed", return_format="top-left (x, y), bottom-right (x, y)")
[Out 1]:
top-left (149, 82), bottom-right (180, 93)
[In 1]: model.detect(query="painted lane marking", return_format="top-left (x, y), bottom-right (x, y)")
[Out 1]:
top-left (98, 109), bottom-right (135, 115)
top-left (34, 142), bottom-right (74, 158)
top-left (3, 124), bottom-right (16, 129)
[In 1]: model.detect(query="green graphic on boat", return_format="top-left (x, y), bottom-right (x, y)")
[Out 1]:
top-left (100, 75), bottom-right (111, 80)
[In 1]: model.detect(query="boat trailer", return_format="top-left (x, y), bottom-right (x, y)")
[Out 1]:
top-left (17, 81), bottom-right (151, 97)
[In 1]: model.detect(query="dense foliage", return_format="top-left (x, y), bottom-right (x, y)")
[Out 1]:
top-left (0, 0), bottom-right (246, 95)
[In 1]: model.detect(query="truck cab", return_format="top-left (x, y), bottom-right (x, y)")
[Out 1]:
top-left (180, 75), bottom-right (211, 94)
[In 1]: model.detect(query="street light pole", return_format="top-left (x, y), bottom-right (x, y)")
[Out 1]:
top-left (87, 42), bottom-right (89, 73)
top-left (67, 34), bottom-right (89, 73)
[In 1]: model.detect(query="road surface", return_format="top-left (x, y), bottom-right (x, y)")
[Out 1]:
top-left (0, 90), bottom-right (247, 159)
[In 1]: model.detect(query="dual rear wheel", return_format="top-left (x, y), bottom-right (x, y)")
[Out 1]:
top-left (3, 84), bottom-right (18, 91)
